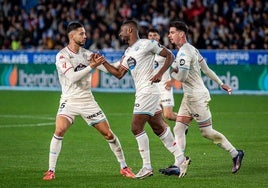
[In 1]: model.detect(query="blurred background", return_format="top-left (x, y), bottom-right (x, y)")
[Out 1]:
top-left (1, 0), bottom-right (267, 51)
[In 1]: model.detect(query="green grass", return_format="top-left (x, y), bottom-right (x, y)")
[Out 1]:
top-left (0, 91), bottom-right (267, 188)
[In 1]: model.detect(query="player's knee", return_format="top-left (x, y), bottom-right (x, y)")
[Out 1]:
top-left (54, 128), bottom-right (66, 137)
top-left (131, 125), bottom-right (141, 135)
top-left (163, 111), bottom-right (171, 120)
top-left (200, 126), bottom-right (213, 139)
top-left (104, 131), bottom-right (114, 140)
top-left (200, 129), bottom-right (209, 138)
top-left (164, 114), bottom-right (173, 120)
top-left (152, 126), bottom-right (165, 136)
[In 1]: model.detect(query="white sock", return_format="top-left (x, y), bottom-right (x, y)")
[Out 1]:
top-left (48, 134), bottom-right (63, 172)
top-left (173, 122), bottom-right (188, 153)
top-left (107, 134), bottom-right (127, 169)
top-left (159, 127), bottom-right (184, 167)
top-left (136, 131), bottom-right (152, 169)
top-left (200, 126), bottom-right (238, 158)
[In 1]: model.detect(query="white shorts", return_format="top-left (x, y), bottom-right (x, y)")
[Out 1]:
top-left (57, 97), bottom-right (106, 126)
top-left (178, 93), bottom-right (211, 123)
top-left (157, 82), bottom-right (175, 107)
top-left (134, 93), bottom-right (162, 116)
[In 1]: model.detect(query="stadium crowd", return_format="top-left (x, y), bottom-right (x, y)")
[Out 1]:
top-left (0, 0), bottom-right (267, 51)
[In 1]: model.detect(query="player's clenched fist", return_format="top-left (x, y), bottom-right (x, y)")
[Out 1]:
top-left (89, 53), bottom-right (105, 68)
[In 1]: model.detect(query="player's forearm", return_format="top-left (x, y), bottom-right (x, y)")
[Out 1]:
top-left (102, 61), bottom-right (124, 79)
top-left (65, 66), bottom-right (92, 83)
top-left (205, 69), bottom-right (223, 85)
top-left (158, 53), bottom-right (174, 76)
top-left (200, 61), bottom-right (223, 85)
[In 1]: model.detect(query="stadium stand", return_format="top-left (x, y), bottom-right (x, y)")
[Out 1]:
top-left (0, 0), bottom-right (267, 51)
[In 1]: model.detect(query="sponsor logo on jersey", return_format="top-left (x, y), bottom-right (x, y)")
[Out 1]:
top-left (74, 63), bottom-right (86, 71)
top-left (86, 110), bottom-right (103, 119)
top-left (191, 113), bottom-right (199, 117)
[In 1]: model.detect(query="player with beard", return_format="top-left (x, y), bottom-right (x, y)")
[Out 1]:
top-left (43, 21), bottom-right (135, 180)
top-left (98, 20), bottom-right (190, 179)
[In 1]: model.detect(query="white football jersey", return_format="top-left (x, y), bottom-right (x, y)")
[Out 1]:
top-left (175, 43), bottom-right (209, 95)
top-left (120, 39), bottom-right (163, 93)
top-left (55, 46), bottom-right (93, 99)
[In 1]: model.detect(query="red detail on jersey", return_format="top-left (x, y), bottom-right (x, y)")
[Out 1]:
top-left (63, 67), bottom-right (72, 74)
top-left (62, 62), bottom-right (67, 68)
top-left (59, 55), bottom-right (65, 59)
top-left (199, 58), bottom-right (204, 63)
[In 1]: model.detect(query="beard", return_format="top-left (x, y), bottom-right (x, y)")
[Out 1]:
top-left (120, 36), bottom-right (129, 44)
top-left (74, 39), bottom-right (85, 47)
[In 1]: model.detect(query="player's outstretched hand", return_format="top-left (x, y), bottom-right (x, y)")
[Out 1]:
top-left (221, 84), bottom-right (232, 95)
top-left (89, 53), bottom-right (106, 68)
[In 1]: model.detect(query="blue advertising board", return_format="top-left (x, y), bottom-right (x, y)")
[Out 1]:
top-left (0, 50), bottom-right (267, 94)
top-left (0, 50), bottom-right (267, 65)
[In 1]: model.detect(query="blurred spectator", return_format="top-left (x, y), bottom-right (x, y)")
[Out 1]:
top-left (0, 0), bottom-right (267, 50)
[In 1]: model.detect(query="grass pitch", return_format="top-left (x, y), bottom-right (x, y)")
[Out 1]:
top-left (0, 90), bottom-right (267, 188)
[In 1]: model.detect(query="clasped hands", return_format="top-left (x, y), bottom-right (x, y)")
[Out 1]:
top-left (89, 53), bottom-right (106, 68)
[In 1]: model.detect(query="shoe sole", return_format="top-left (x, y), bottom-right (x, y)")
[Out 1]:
top-left (135, 171), bottom-right (153, 179)
top-left (121, 173), bottom-right (135, 178)
top-left (43, 176), bottom-right (55, 180)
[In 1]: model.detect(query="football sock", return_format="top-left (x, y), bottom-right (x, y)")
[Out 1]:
top-left (159, 127), bottom-right (184, 167)
top-left (173, 122), bottom-right (188, 153)
top-left (200, 126), bottom-right (238, 158)
top-left (48, 134), bottom-right (63, 172)
top-left (136, 131), bottom-right (152, 169)
top-left (107, 134), bottom-right (127, 168)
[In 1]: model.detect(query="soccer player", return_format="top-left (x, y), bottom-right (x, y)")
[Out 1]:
top-left (43, 21), bottom-right (135, 180)
top-left (98, 20), bottom-right (190, 179)
top-left (147, 28), bottom-right (178, 122)
top-left (162, 21), bottom-right (244, 175)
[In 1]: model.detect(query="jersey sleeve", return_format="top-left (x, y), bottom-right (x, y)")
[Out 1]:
top-left (176, 48), bottom-right (191, 70)
top-left (55, 52), bottom-right (73, 75)
top-left (171, 47), bottom-right (191, 82)
top-left (147, 39), bottom-right (164, 55)
top-left (120, 55), bottom-right (130, 70)
top-left (56, 50), bottom-right (92, 83)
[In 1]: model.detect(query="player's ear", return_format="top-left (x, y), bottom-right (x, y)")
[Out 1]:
top-left (128, 26), bottom-right (135, 34)
top-left (180, 31), bottom-right (185, 37)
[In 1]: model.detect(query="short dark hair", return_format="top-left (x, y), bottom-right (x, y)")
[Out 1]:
top-left (122, 20), bottom-right (138, 29)
top-left (147, 28), bottom-right (159, 34)
top-left (169, 21), bottom-right (189, 34)
top-left (67, 21), bottom-right (83, 33)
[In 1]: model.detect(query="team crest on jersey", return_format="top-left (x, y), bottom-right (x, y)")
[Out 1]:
top-left (127, 57), bottom-right (136, 70)
top-left (179, 59), bottom-right (185, 66)
top-left (134, 46), bottom-right (139, 51)
top-left (154, 60), bottom-right (159, 69)
top-left (74, 63), bottom-right (86, 71)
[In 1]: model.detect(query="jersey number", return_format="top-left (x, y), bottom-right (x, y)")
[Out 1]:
top-left (60, 102), bottom-right (66, 109)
